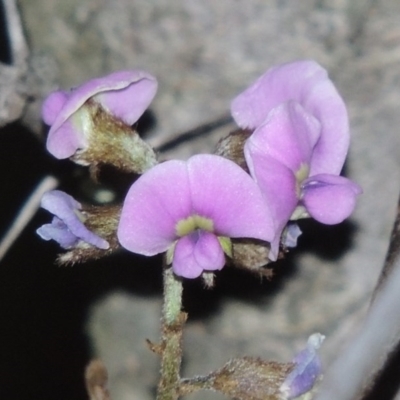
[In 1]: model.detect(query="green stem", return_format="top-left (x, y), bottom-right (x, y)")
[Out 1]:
top-left (156, 263), bottom-right (186, 400)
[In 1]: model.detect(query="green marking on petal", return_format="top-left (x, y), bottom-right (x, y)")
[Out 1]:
top-left (295, 163), bottom-right (310, 197)
top-left (175, 214), bottom-right (214, 237)
top-left (218, 236), bottom-right (232, 258)
top-left (290, 205), bottom-right (309, 220)
top-left (295, 163), bottom-right (310, 183)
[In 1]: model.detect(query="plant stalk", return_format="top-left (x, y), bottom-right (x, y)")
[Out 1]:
top-left (156, 263), bottom-right (186, 400)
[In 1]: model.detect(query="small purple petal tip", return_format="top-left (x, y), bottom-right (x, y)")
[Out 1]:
top-left (37, 217), bottom-right (80, 249)
top-left (282, 223), bottom-right (302, 248)
top-left (280, 333), bottom-right (325, 399)
top-left (42, 90), bottom-right (68, 125)
top-left (302, 174), bottom-right (362, 224)
top-left (173, 231), bottom-right (225, 279)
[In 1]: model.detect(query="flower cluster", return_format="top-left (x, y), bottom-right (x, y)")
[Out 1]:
top-left (36, 60), bottom-right (355, 400)
top-left (38, 60), bottom-right (361, 278)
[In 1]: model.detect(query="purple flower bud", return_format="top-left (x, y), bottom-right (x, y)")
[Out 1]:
top-left (118, 154), bottom-right (275, 278)
top-left (37, 190), bottom-right (109, 250)
top-left (42, 70), bottom-right (158, 159)
top-left (280, 333), bottom-right (325, 399)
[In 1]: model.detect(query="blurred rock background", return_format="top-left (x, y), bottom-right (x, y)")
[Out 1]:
top-left (1, 0), bottom-right (400, 399)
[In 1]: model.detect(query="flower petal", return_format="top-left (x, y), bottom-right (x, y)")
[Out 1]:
top-left (46, 116), bottom-right (88, 159)
top-left (231, 60), bottom-right (349, 175)
top-left (193, 231), bottom-right (225, 271)
top-left (282, 223), bottom-right (302, 248)
top-left (36, 217), bottom-right (79, 249)
top-left (301, 174), bottom-right (362, 224)
top-left (244, 143), bottom-right (298, 260)
top-left (94, 70), bottom-right (158, 126)
top-left (280, 333), bottom-right (325, 399)
top-left (173, 231), bottom-right (225, 278)
top-left (187, 154), bottom-right (275, 241)
top-left (118, 160), bottom-right (192, 256)
top-left (246, 101), bottom-right (321, 173)
top-left (40, 190), bottom-right (109, 249)
top-left (41, 190), bottom-right (82, 217)
top-left (42, 90), bottom-right (68, 125)
top-left (45, 70), bottom-right (157, 159)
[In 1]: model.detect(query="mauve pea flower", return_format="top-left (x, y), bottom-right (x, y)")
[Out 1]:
top-left (37, 190), bottom-right (109, 250)
top-left (280, 333), bottom-right (325, 399)
top-left (42, 70), bottom-right (158, 160)
top-left (231, 60), bottom-right (349, 176)
top-left (244, 102), bottom-right (361, 259)
top-left (231, 61), bottom-right (361, 259)
top-left (117, 154), bottom-right (275, 279)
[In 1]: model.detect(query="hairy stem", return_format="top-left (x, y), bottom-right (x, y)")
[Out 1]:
top-left (156, 264), bottom-right (186, 400)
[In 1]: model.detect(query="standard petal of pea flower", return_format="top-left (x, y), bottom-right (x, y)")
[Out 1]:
top-left (231, 60), bottom-right (349, 175)
top-left (118, 154), bottom-right (275, 278)
top-left (37, 190), bottom-right (109, 250)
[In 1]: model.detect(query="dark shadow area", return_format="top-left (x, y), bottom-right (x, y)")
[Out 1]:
top-left (0, 221), bottom-right (164, 400)
top-left (0, 124), bottom-right (164, 400)
top-left (137, 109), bottom-right (158, 138)
top-left (0, 0), bottom-right (12, 65)
top-left (295, 218), bottom-right (358, 261)
top-left (182, 254), bottom-right (298, 321)
top-left (362, 341), bottom-right (400, 400)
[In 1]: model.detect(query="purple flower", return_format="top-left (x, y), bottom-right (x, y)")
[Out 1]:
top-left (42, 70), bottom-right (158, 159)
top-left (117, 154), bottom-right (275, 279)
top-left (37, 190), bottom-right (109, 250)
top-left (231, 61), bottom-right (361, 259)
top-left (280, 333), bottom-right (325, 399)
top-left (231, 60), bottom-right (349, 175)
